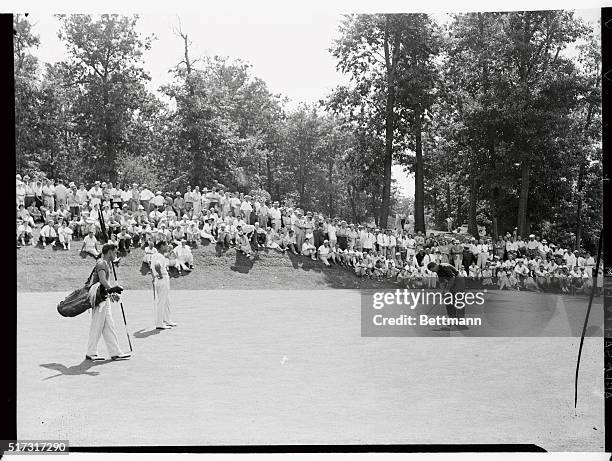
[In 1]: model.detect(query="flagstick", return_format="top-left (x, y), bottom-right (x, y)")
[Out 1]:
top-left (574, 230), bottom-right (602, 408)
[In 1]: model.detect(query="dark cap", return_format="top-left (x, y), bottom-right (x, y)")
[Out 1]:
top-left (101, 242), bottom-right (118, 254)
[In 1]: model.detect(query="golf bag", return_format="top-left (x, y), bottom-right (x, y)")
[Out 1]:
top-left (57, 267), bottom-right (106, 317)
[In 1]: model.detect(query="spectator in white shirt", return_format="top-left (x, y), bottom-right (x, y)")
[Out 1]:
top-left (81, 229), bottom-right (99, 257)
top-left (57, 222), bottom-right (73, 250)
top-left (39, 220), bottom-right (58, 247)
top-left (318, 240), bottom-right (332, 266)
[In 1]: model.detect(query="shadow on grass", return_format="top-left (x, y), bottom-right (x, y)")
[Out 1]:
top-left (133, 328), bottom-right (162, 339)
top-left (139, 262), bottom-right (150, 276)
top-left (230, 250), bottom-right (256, 274)
top-left (40, 359), bottom-right (112, 380)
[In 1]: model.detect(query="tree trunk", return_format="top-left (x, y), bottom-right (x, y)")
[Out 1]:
top-left (328, 158), bottom-right (334, 217)
top-left (492, 217), bottom-right (498, 241)
top-left (380, 86), bottom-right (394, 229)
top-left (380, 17), bottom-right (397, 231)
top-left (575, 160), bottom-right (585, 251)
top-left (413, 113), bottom-right (425, 233)
top-left (349, 183), bottom-right (357, 224)
top-left (266, 152), bottom-right (273, 196)
top-left (456, 183), bottom-right (462, 227)
top-left (468, 175), bottom-right (478, 238)
top-left (446, 181), bottom-right (452, 219)
top-left (517, 160), bottom-right (530, 238)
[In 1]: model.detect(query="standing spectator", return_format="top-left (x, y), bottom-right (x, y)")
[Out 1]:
top-left (268, 202), bottom-right (281, 230)
top-left (208, 187), bottom-right (220, 210)
top-left (173, 192), bottom-right (185, 217)
top-left (183, 185), bottom-right (193, 213)
top-left (55, 179), bottom-right (68, 209)
top-left (230, 192), bottom-right (241, 218)
top-left (219, 190), bottom-right (230, 219)
top-left (151, 191), bottom-right (165, 210)
top-left (526, 234), bottom-right (540, 259)
top-left (67, 182), bottom-right (80, 217)
top-left (111, 183), bottom-right (123, 209)
top-left (34, 180), bottom-right (43, 208)
top-left (494, 237), bottom-right (506, 260)
top-left (192, 186), bottom-right (202, 217)
top-left (42, 179), bottom-right (56, 211)
top-left (476, 238), bottom-right (489, 269)
top-left (24, 175), bottom-right (35, 209)
top-left (129, 183), bottom-right (140, 212)
top-left (336, 220), bottom-right (348, 251)
top-left (240, 195), bottom-right (253, 223)
top-left (88, 181), bottom-right (103, 208)
top-left (565, 250), bottom-right (578, 269)
top-left (16, 175), bottom-right (26, 208)
top-left (75, 183), bottom-right (88, 211)
top-left (140, 184), bottom-right (155, 214)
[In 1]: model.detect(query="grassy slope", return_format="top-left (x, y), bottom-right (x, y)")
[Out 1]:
top-left (17, 241), bottom-right (399, 292)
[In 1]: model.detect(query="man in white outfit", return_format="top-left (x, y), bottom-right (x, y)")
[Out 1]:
top-left (174, 239), bottom-right (194, 271)
top-left (86, 243), bottom-right (131, 361)
top-left (152, 240), bottom-right (177, 330)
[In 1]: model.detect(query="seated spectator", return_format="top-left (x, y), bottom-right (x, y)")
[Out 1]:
top-left (237, 230), bottom-right (253, 257)
top-left (57, 221), bottom-right (73, 250)
top-left (174, 240), bottom-right (194, 271)
top-left (39, 220), bottom-right (58, 248)
top-left (301, 236), bottom-right (317, 260)
top-left (481, 264), bottom-right (493, 286)
top-left (117, 227), bottom-right (133, 254)
top-left (318, 240), bottom-right (331, 266)
top-left (143, 240), bottom-right (156, 267)
top-left (17, 219), bottom-right (34, 246)
top-left (80, 229), bottom-right (99, 258)
top-left (200, 219), bottom-right (217, 244)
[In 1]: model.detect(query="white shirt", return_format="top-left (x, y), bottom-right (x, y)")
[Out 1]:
top-left (151, 251), bottom-right (169, 278)
top-left (83, 235), bottom-right (97, 250)
top-left (140, 189), bottom-right (155, 201)
top-left (269, 207), bottom-right (281, 220)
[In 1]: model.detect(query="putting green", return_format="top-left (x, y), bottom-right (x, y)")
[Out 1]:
top-left (17, 290), bottom-right (604, 450)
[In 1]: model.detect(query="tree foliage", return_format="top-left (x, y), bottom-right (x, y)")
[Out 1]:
top-left (14, 12), bottom-right (602, 251)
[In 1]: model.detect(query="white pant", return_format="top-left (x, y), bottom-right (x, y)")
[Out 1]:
top-left (153, 277), bottom-right (172, 327)
top-left (177, 253), bottom-right (193, 267)
top-left (87, 300), bottom-right (122, 357)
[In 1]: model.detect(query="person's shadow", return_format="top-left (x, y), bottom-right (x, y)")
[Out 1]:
top-left (139, 262), bottom-right (151, 276)
top-left (230, 250), bottom-right (256, 274)
top-left (286, 251), bottom-right (301, 269)
top-left (133, 328), bottom-right (162, 339)
top-left (39, 359), bottom-right (112, 380)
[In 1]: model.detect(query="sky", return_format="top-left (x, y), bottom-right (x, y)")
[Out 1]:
top-left (16, 1), bottom-right (604, 198)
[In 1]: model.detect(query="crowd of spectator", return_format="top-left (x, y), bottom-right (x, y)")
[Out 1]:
top-left (16, 174), bottom-right (602, 295)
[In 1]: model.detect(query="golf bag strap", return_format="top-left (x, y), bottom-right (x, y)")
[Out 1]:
top-left (84, 266), bottom-right (97, 288)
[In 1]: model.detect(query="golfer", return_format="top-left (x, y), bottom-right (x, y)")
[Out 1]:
top-left (86, 242), bottom-right (131, 361)
top-left (427, 261), bottom-right (468, 327)
top-left (151, 241), bottom-right (177, 330)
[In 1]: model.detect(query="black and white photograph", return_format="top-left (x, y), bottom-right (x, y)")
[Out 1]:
top-left (9, 0), bottom-right (609, 456)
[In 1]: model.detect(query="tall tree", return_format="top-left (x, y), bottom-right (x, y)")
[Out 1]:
top-left (56, 14), bottom-right (154, 182)
top-left (14, 14), bottom-right (41, 173)
top-left (331, 14), bottom-right (440, 230)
